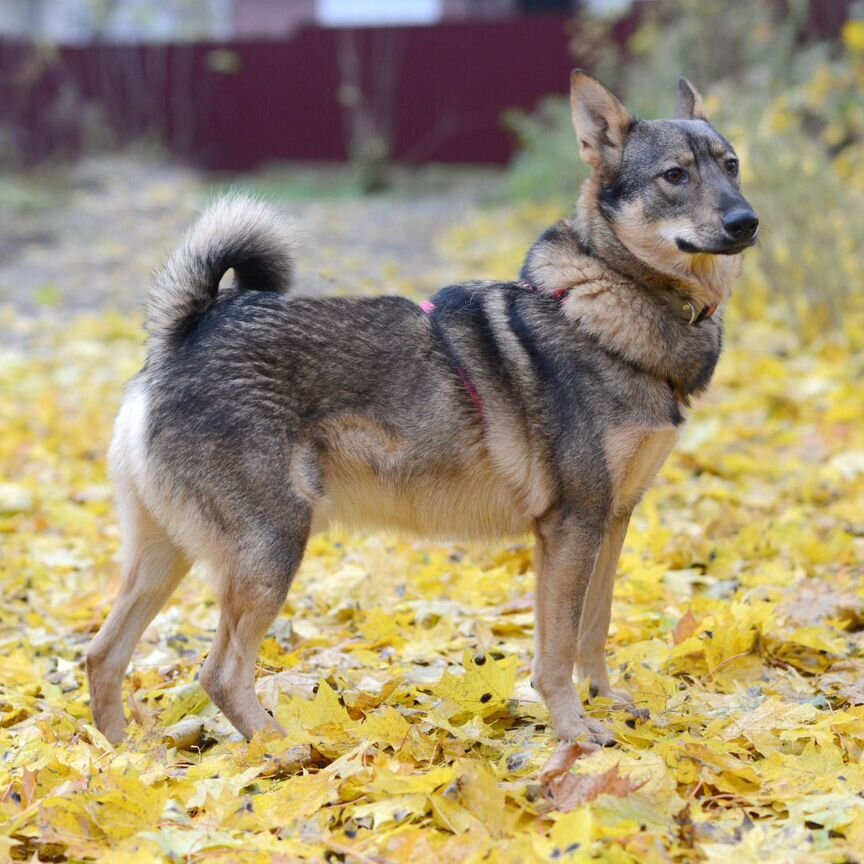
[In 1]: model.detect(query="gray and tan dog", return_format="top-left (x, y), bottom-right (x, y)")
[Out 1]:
top-left (87, 72), bottom-right (758, 748)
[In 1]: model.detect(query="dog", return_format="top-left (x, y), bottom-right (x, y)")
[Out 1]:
top-left (86, 72), bottom-right (758, 749)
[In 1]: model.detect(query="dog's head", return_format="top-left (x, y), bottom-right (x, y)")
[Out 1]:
top-left (570, 71), bottom-right (758, 302)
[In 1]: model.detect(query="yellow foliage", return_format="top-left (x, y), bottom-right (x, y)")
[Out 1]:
top-left (843, 20), bottom-right (864, 55)
top-left (1, 219), bottom-right (863, 861)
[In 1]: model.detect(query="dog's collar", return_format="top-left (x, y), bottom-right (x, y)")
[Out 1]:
top-left (657, 288), bottom-right (717, 324)
top-left (652, 286), bottom-right (718, 325)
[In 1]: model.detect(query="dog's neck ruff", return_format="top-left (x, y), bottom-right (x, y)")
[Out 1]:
top-left (519, 277), bottom-right (715, 324)
top-left (521, 221), bottom-right (719, 326)
top-left (529, 266), bottom-right (716, 326)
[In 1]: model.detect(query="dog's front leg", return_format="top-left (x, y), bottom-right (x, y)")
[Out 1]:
top-left (532, 515), bottom-right (614, 747)
top-left (576, 514), bottom-right (643, 713)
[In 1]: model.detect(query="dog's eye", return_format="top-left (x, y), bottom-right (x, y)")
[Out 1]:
top-left (726, 158), bottom-right (739, 178)
top-left (662, 167), bottom-right (688, 185)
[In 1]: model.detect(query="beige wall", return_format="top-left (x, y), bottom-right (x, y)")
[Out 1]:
top-left (442, 0), bottom-right (516, 17)
top-left (232, 0), bottom-right (316, 39)
top-left (233, 0), bottom-right (521, 39)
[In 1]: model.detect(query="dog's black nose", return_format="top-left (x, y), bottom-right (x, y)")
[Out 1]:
top-left (722, 209), bottom-right (759, 240)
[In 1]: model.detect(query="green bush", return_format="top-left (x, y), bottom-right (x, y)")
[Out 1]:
top-left (503, 98), bottom-right (589, 202)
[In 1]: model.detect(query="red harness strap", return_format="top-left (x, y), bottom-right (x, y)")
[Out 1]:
top-left (420, 281), bottom-right (563, 421)
top-left (455, 367), bottom-right (485, 418)
top-left (516, 280), bottom-right (569, 301)
top-left (420, 298), bottom-right (486, 418)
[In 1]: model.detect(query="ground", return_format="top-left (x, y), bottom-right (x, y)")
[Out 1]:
top-left (1, 157), bottom-right (863, 863)
top-left (0, 157), bottom-right (501, 321)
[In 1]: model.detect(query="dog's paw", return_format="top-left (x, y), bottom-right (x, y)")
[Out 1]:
top-left (585, 716), bottom-right (618, 747)
top-left (99, 720), bottom-right (128, 746)
top-left (588, 684), bottom-right (649, 721)
top-left (622, 702), bottom-right (650, 722)
top-left (555, 715), bottom-right (617, 750)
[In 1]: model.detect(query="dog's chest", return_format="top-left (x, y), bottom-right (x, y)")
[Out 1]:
top-left (604, 426), bottom-right (678, 516)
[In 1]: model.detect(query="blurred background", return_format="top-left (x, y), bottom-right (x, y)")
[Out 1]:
top-left (0, 0), bottom-right (862, 339)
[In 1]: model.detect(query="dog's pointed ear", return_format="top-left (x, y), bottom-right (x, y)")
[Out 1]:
top-left (676, 77), bottom-right (708, 121)
top-left (570, 70), bottom-right (633, 171)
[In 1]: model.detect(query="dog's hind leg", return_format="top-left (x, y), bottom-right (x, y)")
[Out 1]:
top-left (199, 507), bottom-right (311, 740)
top-left (86, 486), bottom-right (189, 744)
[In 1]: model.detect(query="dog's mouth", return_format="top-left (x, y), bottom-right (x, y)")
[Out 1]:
top-left (675, 235), bottom-right (759, 256)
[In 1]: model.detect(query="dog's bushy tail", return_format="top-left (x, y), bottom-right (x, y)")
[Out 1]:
top-left (147, 193), bottom-right (298, 357)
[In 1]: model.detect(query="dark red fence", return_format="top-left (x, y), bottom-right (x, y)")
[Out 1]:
top-left (1, 17), bottom-right (592, 170)
top-left (0, 0), bottom-right (851, 171)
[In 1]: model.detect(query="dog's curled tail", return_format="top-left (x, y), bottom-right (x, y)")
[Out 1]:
top-left (147, 193), bottom-right (298, 356)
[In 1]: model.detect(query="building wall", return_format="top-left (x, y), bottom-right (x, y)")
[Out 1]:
top-left (232, 0), bottom-right (316, 39)
top-left (0, 0), bottom-right (584, 42)
top-left (231, 0), bottom-right (520, 37)
top-left (441, 0), bottom-right (517, 18)
top-left (0, 0), bottom-right (233, 43)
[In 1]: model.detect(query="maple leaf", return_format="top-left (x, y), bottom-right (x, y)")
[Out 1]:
top-left (673, 609), bottom-right (700, 645)
top-left (544, 763), bottom-right (646, 813)
top-left (426, 650), bottom-right (518, 720)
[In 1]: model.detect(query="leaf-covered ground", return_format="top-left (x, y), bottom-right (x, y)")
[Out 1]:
top-left (2, 177), bottom-right (864, 863)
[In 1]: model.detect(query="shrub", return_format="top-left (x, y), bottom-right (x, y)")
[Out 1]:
top-left (503, 98), bottom-right (589, 202)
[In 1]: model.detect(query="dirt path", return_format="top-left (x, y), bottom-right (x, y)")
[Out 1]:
top-left (0, 156), bottom-right (503, 328)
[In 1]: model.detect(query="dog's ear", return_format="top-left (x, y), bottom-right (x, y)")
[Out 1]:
top-left (570, 70), bottom-right (633, 171)
top-left (675, 78), bottom-right (708, 121)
